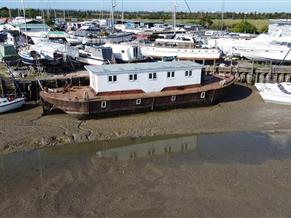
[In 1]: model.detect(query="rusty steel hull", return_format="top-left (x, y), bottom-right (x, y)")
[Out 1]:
top-left (40, 75), bottom-right (235, 117)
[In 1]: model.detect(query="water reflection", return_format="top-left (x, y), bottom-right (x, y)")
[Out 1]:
top-left (96, 135), bottom-right (198, 161)
top-left (1, 131), bottom-right (291, 167)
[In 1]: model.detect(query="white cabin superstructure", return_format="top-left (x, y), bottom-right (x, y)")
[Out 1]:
top-left (106, 42), bottom-right (143, 62)
top-left (141, 34), bottom-right (221, 60)
top-left (85, 61), bottom-right (202, 94)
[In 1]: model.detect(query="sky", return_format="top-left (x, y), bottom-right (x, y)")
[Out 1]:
top-left (1, 0), bottom-right (291, 13)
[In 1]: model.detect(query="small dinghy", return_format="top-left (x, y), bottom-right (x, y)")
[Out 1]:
top-left (0, 96), bottom-right (25, 113)
top-left (255, 82), bottom-right (291, 105)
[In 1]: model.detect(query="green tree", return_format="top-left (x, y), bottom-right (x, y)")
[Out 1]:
top-left (0, 7), bottom-right (9, 18)
top-left (231, 20), bottom-right (258, 33)
top-left (198, 15), bottom-right (213, 28)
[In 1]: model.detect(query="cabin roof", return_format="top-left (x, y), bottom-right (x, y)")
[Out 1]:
top-left (16, 23), bottom-right (49, 29)
top-left (85, 61), bottom-right (202, 75)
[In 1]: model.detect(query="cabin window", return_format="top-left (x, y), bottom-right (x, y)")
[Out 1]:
top-left (200, 92), bottom-right (205, 99)
top-left (185, 70), bottom-right (192, 77)
top-left (101, 101), bottom-right (107, 108)
top-left (167, 72), bottom-right (175, 78)
top-left (129, 74), bottom-right (137, 81)
top-left (171, 96), bottom-right (176, 102)
top-left (149, 73), bottom-right (157, 80)
top-left (108, 75), bottom-right (117, 82)
top-left (136, 99), bottom-right (141, 105)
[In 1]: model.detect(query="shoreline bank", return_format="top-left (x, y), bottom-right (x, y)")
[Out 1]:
top-left (1, 84), bottom-right (291, 155)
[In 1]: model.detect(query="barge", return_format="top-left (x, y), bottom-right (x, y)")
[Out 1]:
top-left (40, 61), bottom-right (235, 116)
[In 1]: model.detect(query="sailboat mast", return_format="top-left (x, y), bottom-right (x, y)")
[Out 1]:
top-left (173, 1), bottom-right (177, 34)
top-left (111, 0), bottom-right (115, 28)
top-left (8, 0), bottom-right (12, 19)
top-left (21, 0), bottom-right (28, 45)
top-left (47, 0), bottom-right (51, 20)
top-left (221, 0), bottom-right (225, 30)
top-left (121, 0), bottom-right (124, 23)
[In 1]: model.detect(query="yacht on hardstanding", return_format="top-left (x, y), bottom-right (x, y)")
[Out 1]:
top-left (208, 30), bottom-right (282, 56)
top-left (141, 34), bottom-right (222, 61)
top-left (234, 38), bottom-right (291, 63)
top-left (67, 25), bottom-right (133, 45)
top-left (76, 45), bottom-right (113, 65)
top-left (19, 40), bottom-right (77, 65)
top-left (105, 42), bottom-right (143, 63)
top-left (18, 49), bottom-right (46, 65)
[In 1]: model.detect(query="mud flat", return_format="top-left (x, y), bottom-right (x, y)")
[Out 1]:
top-left (1, 83), bottom-right (291, 154)
top-left (1, 131), bottom-right (291, 217)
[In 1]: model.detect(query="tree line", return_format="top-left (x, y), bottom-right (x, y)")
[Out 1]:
top-left (0, 7), bottom-right (289, 33)
top-left (1, 7), bottom-right (290, 20)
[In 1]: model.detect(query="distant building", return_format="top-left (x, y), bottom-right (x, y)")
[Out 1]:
top-left (268, 19), bottom-right (291, 36)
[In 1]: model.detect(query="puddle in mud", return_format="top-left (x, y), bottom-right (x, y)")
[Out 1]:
top-left (1, 131), bottom-right (291, 182)
top-left (1, 131), bottom-right (291, 217)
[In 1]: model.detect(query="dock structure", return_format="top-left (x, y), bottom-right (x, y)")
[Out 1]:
top-left (204, 63), bottom-right (291, 85)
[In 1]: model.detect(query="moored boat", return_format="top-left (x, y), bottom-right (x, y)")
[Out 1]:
top-left (0, 97), bottom-right (25, 113)
top-left (40, 61), bottom-right (235, 116)
top-left (255, 82), bottom-right (291, 105)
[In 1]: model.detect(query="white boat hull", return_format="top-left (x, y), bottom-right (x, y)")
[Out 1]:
top-left (255, 83), bottom-right (291, 105)
top-left (0, 98), bottom-right (25, 113)
top-left (141, 46), bottom-right (221, 60)
top-left (238, 48), bottom-right (291, 63)
top-left (76, 56), bottom-right (107, 65)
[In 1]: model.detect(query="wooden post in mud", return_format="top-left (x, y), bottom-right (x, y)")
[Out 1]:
top-left (213, 59), bottom-right (216, 74)
top-left (250, 59), bottom-right (255, 84)
top-left (269, 61), bottom-right (273, 82)
top-left (0, 78), bottom-right (4, 97)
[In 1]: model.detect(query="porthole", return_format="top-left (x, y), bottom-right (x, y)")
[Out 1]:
top-left (136, 99), bottom-right (142, 105)
top-left (200, 92), bottom-right (205, 99)
top-left (101, 101), bottom-right (107, 108)
top-left (171, 96), bottom-right (176, 102)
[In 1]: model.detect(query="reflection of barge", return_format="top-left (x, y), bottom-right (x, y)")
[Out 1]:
top-left (40, 61), bottom-right (235, 116)
top-left (96, 135), bottom-right (198, 161)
